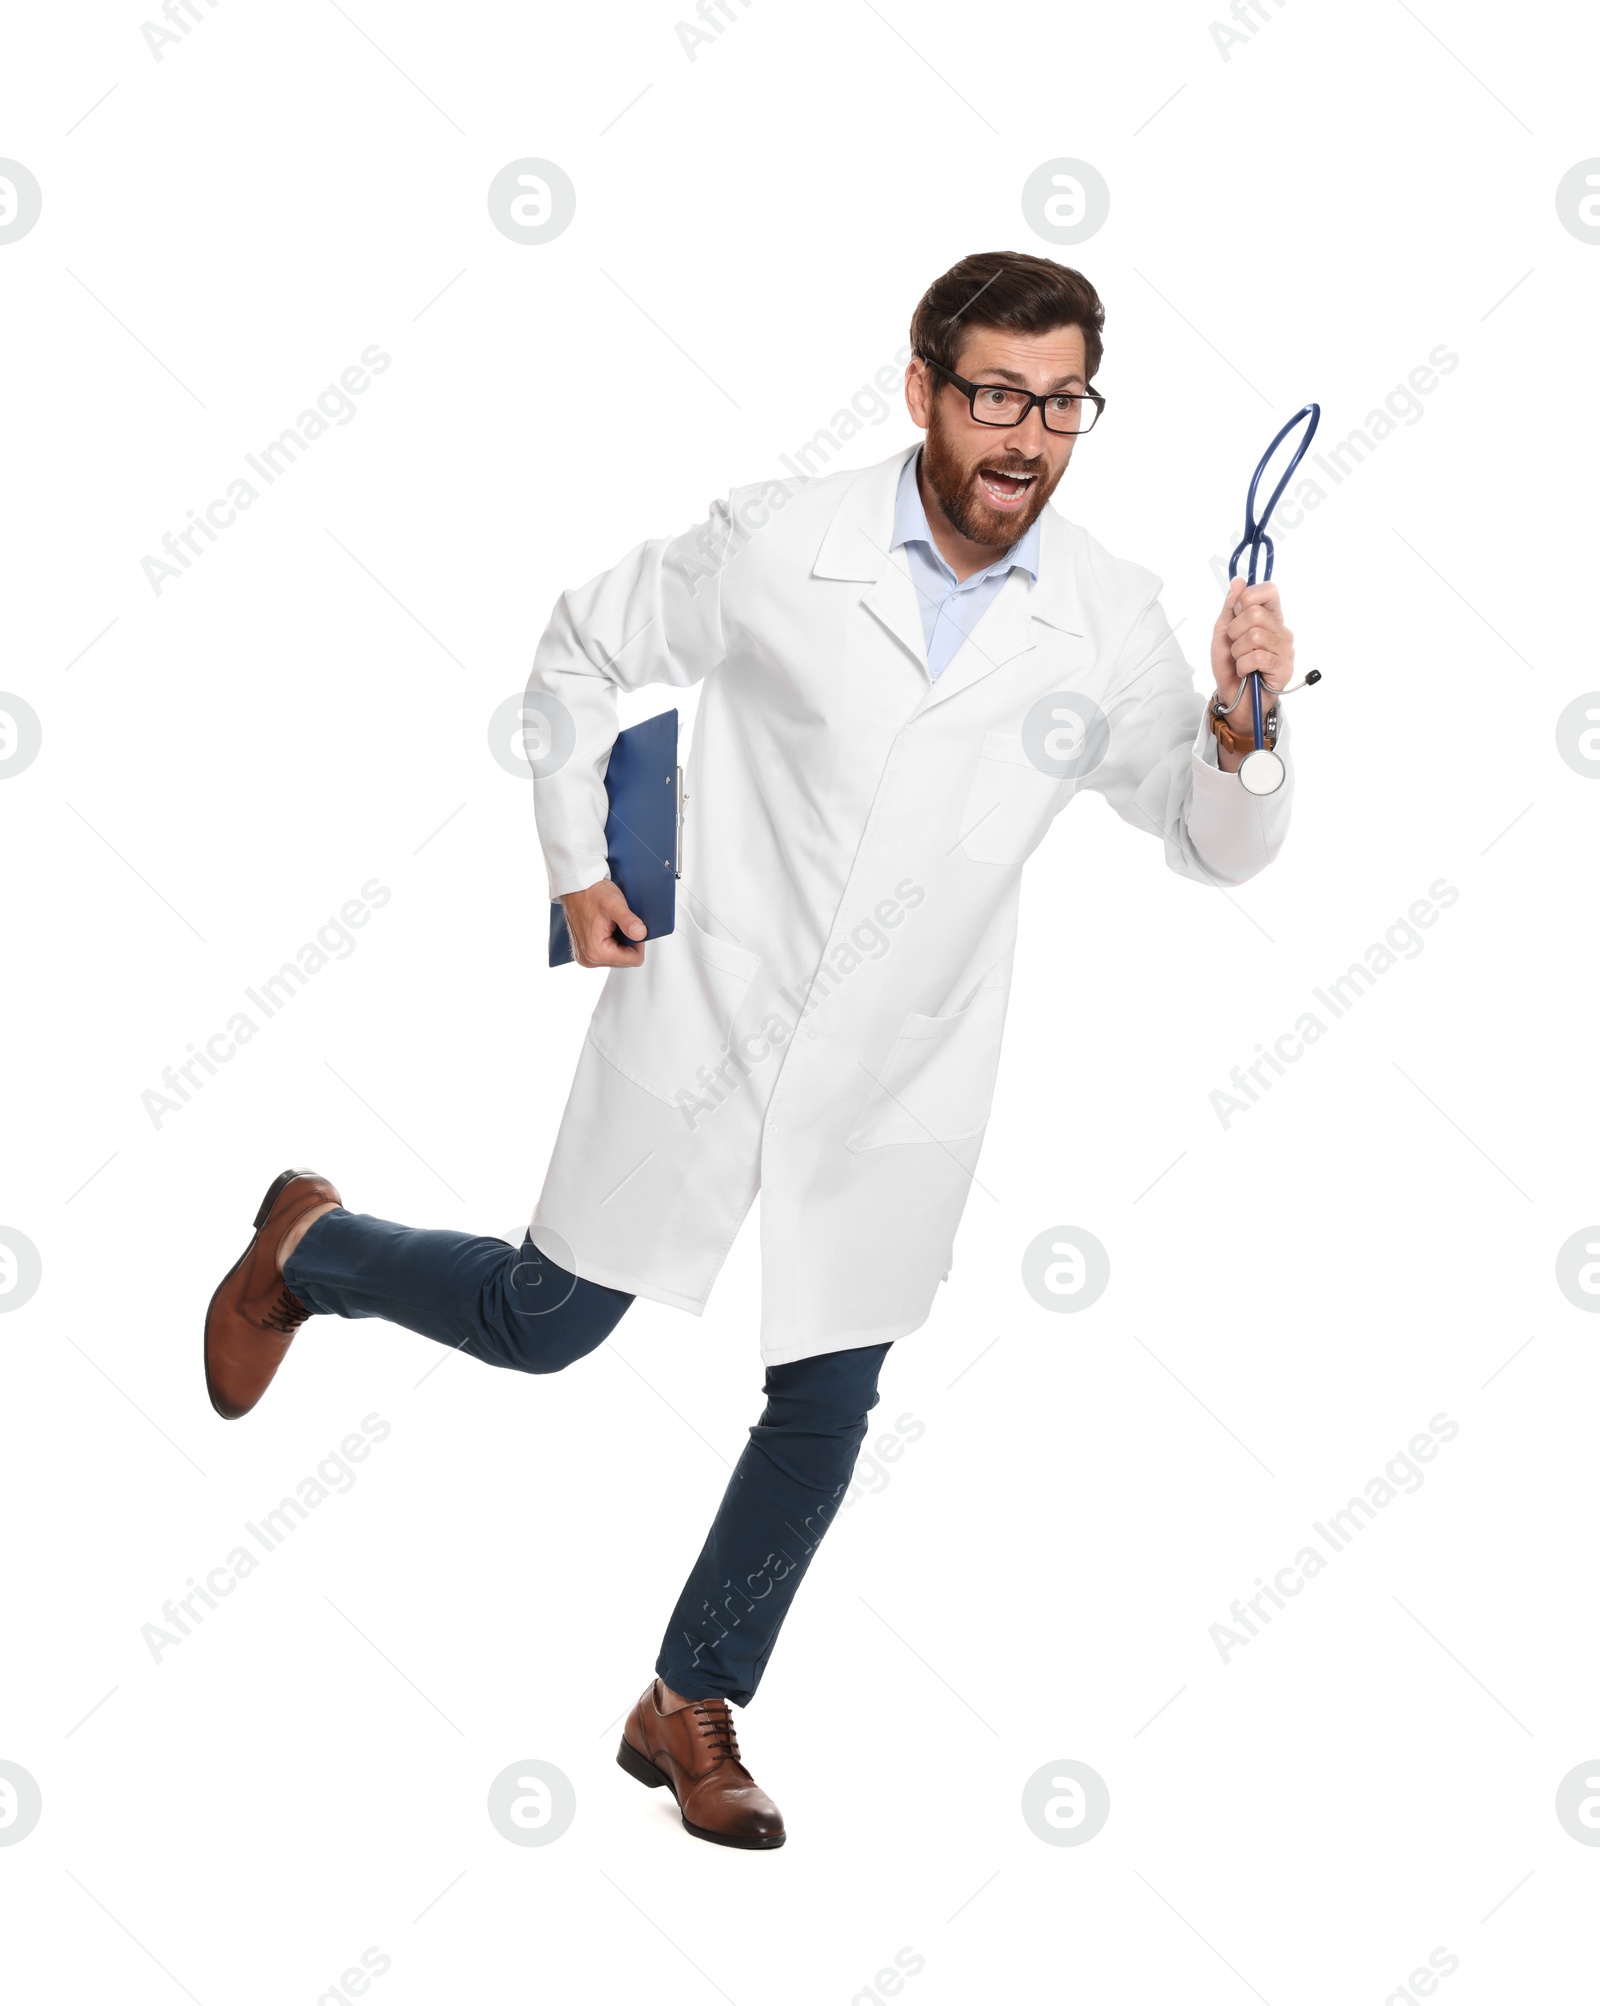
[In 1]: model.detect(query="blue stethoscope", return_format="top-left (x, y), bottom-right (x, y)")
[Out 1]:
top-left (1226, 401), bottom-right (1321, 796)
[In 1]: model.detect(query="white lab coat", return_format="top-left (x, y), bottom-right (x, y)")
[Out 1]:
top-left (528, 443), bottom-right (1291, 1364)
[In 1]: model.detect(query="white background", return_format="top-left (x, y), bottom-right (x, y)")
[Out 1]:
top-left (3, 1), bottom-right (1598, 2000)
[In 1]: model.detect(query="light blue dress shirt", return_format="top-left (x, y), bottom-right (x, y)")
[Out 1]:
top-left (890, 447), bottom-right (1042, 681)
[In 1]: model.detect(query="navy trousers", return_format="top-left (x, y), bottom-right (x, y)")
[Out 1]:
top-left (283, 1209), bottom-right (890, 1707)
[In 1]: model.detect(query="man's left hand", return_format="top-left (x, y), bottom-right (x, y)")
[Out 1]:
top-left (1210, 577), bottom-right (1294, 713)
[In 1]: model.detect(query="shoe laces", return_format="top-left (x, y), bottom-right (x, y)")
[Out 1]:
top-left (691, 1699), bottom-right (740, 1762)
top-left (262, 1285), bottom-right (311, 1337)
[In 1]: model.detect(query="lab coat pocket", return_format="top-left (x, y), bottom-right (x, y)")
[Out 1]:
top-left (845, 970), bottom-right (1010, 1151)
top-left (587, 904), bottom-right (762, 1107)
top-left (957, 729), bottom-right (1062, 866)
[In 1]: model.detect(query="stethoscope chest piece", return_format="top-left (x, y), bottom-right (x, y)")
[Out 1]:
top-left (1237, 746), bottom-right (1286, 796)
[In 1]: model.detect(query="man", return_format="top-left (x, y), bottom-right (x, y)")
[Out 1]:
top-left (205, 250), bottom-right (1299, 1851)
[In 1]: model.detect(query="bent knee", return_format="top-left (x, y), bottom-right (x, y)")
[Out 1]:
top-left (486, 1324), bottom-right (605, 1375)
top-left (486, 1256), bottom-right (632, 1373)
top-left (517, 1343), bottom-right (593, 1376)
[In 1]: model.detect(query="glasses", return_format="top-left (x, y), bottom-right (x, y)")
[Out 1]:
top-left (919, 354), bottom-right (1105, 434)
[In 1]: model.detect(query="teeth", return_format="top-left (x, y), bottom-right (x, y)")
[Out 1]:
top-left (982, 469), bottom-right (1034, 488)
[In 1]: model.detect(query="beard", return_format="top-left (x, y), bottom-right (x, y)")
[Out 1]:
top-left (920, 407), bottom-right (1064, 550)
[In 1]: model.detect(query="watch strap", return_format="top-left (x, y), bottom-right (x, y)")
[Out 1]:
top-left (1209, 699), bottom-right (1280, 758)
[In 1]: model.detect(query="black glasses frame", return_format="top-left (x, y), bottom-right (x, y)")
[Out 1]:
top-left (918, 353), bottom-right (1106, 434)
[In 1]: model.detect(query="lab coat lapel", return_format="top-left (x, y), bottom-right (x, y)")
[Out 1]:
top-left (859, 554), bottom-right (930, 676)
top-left (914, 566), bottom-right (1037, 711)
top-left (812, 445), bottom-right (927, 674)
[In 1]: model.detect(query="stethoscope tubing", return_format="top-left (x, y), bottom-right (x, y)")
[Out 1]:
top-left (1227, 401), bottom-right (1321, 758)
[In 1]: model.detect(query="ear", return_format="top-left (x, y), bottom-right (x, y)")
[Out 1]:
top-left (904, 356), bottom-right (933, 427)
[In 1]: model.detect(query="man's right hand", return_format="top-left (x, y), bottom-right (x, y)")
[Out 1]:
top-left (561, 879), bottom-right (649, 968)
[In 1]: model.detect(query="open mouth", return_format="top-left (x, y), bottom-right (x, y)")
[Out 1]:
top-left (977, 466), bottom-right (1038, 508)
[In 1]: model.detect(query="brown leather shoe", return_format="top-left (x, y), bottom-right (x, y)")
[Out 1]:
top-left (617, 1680), bottom-right (785, 1849)
top-left (204, 1169), bottom-right (341, 1420)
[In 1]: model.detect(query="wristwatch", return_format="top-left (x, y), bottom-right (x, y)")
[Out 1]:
top-left (1210, 694), bottom-right (1280, 759)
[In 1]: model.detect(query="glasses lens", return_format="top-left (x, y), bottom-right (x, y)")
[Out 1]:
top-left (1042, 395), bottom-right (1098, 434)
top-left (969, 385), bottom-right (1032, 425)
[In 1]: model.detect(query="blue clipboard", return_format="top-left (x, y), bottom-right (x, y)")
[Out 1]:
top-left (548, 710), bottom-right (682, 966)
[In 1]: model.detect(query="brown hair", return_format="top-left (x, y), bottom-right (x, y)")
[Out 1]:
top-left (909, 250), bottom-right (1105, 387)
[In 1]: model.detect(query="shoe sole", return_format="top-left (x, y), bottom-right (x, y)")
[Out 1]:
top-left (203, 1167), bottom-right (318, 1422)
top-left (615, 1735), bottom-right (786, 1850)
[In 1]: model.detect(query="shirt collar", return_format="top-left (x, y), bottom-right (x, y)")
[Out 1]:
top-left (890, 446), bottom-right (1042, 586)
